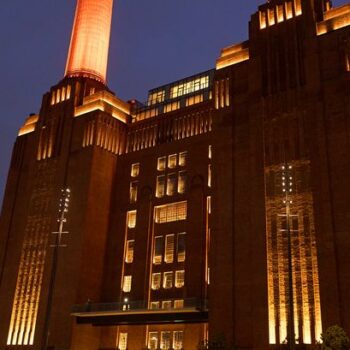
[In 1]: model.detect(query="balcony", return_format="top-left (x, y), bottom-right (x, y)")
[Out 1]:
top-left (71, 298), bottom-right (208, 326)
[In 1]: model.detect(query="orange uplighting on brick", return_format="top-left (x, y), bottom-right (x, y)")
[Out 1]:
top-left (65, 0), bottom-right (114, 83)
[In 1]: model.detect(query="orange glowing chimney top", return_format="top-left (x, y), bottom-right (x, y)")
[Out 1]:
top-left (65, 0), bottom-right (114, 84)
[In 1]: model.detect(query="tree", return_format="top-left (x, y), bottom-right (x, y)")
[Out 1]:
top-left (321, 325), bottom-right (350, 350)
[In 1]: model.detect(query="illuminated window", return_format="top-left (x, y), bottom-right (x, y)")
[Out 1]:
top-left (156, 175), bottom-right (166, 198)
top-left (151, 273), bottom-right (161, 290)
top-left (61, 87), bottom-right (66, 101)
top-left (148, 90), bottom-right (165, 106)
top-left (173, 331), bottom-right (184, 350)
top-left (154, 201), bottom-right (187, 224)
top-left (51, 91), bottom-right (56, 105)
top-left (168, 154), bottom-right (177, 169)
top-left (131, 163), bottom-right (140, 177)
top-left (148, 332), bottom-right (159, 350)
top-left (177, 233), bottom-right (186, 263)
top-left (118, 333), bottom-right (128, 350)
top-left (167, 173), bottom-right (177, 196)
top-left (127, 210), bottom-right (137, 228)
top-left (125, 240), bottom-right (134, 263)
top-left (268, 8), bottom-right (275, 26)
top-left (208, 145), bottom-right (212, 159)
top-left (170, 76), bottom-right (209, 99)
top-left (130, 181), bottom-right (138, 203)
top-left (208, 164), bottom-right (212, 187)
top-left (153, 236), bottom-right (163, 264)
top-left (165, 235), bottom-right (175, 263)
top-left (163, 272), bottom-right (173, 289)
top-left (179, 152), bottom-right (187, 167)
top-left (56, 89), bottom-right (61, 103)
top-left (174, 299), bottom-right (184, 309)
top-left (207, 196), bottom-right (212, 214)
top-left (186, 94), bottom-right (204, 106)
top-left (150, 301), bottom-right (160, 309)
top-left (162, 300), bottom-right (172, 309)
top-left (277, 5), bottom-right (284, 22)
top-left (66, 85), bottom-right (71, 99)
top-left (164, 101), bottom-right (180, 113)
top-left (286, 1), bottom-right (293, 19)
top-left (175, 270), bottom-right (185, 288)
top-left (123, 275), bottom-right (132, 292)
top-left (260, 11), bottom-right (267, 29)
top-left (161, 331), bottom-right (172, 350)
top-left (158, 157), bottom-right (166, 171)
top-left (178, 171), bottom-right (187, 194)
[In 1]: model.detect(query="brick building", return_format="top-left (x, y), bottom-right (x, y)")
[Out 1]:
top-left (1, 0), bottom-right (350, 349)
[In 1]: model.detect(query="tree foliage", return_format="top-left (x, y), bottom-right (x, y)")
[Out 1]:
top-left (321, 325), bottom-right (350, 350)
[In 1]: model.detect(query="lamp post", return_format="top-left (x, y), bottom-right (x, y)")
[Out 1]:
top-left (41, 188), bottom-right (71, 350)
top-left (281, 165), bottom-right (295, 350)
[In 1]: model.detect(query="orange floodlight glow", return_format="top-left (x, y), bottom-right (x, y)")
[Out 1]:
top-left (65, 0), bottom-right (114, 84)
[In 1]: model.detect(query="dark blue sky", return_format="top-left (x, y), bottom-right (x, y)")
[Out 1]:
top-left (0, 0), bottom-right (348, 205)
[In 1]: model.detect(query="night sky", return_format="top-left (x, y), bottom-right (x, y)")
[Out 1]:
top-left (0, 0), bottom-right (348, 205)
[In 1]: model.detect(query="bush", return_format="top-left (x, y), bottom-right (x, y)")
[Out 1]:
top-left (321, 325), bottom-right (350, 350)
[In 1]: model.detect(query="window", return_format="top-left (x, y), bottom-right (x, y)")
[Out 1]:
top-left (167, 173), bottom-right (177, 196)
top-left (148, 332), bottom-right (159, 350)
top-left (170, 76), bottom-right (209, 99)
top-left (157, 157), bottom-right (166, 171)
top-left (208, 164), bottom-right (212, 187)
top-left (123, 275), bottom-right (132, 292)
top-left (174, 299), bottom-right (184, 309)
top-left (175, 271), bottom-right (185, 288)
top-left (178, 171), bottom-right (187, 194)
top-left (125, 240), bottom-right (134, 263)
top-left (162, 300), bottom-right (172, 309)
top-left (186, 94), bottom-right (203, 106)
top-left (161, 331), bottom-right (172, 350)
top-left (168, 154), bottom-right (177, 169)
top-left (179, 152), bottom-right (187, 167)
top-left (153, 236), bottom-right (163, 264)
top-left (61, 87), bottom-right (66, 101)
top-left (208, 145), bottom-right (212, 159)
top-left (130, 181), bottom-right (138, 203)
top-left (154, 201), bottom-right (187, 224)
top-left (127, 210), bottom-right (137, 228)
top-left (173, 331), bottom-right (184, 350)
top-left (118, 333), bottom-right (128, 350)
top-left (56, 89), bottom-right (61, 103)
top-left (156, 175), bottom-right (166, 198)
top-left (151, 273), bottom-right (161, 290)
top-left (148, 90), bottom-right (165, 105)
top-left (163, 272), bottom-right (173, 289)
top-left (150, 301), bottom-right (160, 309)
top-left (131, 163), bottom-right (140, 177)
top-left (207, 196), bottom-right (211, 214)
top-left (165, 235), bottom-right (175, 263)
top-left (177, 233), bottom-right (186, 263)
top-left (51, 91), bottom-right (55, 105)
top-left (66, 85), bottom-right (71, 99)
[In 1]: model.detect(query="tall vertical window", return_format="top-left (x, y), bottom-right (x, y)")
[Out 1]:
top-left (177, 233), bottom-right (186, 263)
top-left (165, 235), bottom-right (175, 263)
top-left (127, 210), bottom-right (137, 228)
top-left (208, 164), bottom-right (212, 187)
top-left (148, 332), bottom-right (159, 350)
top-left (154, 202), bottom-right (187, 223)
top-left (208, 145), bottom-right (212, 159)
top-left (157, 157), bottom-right (166, 171)
top-left (131, 163), bottom-right (140, 177)
top-left (153, 236), bottom-right (163, 264)
top-left (178, 171), bottom-right (187, 194)
top-left (161, 331), bottom-right (172, 350)
top-left (118, 333), bottom-right (128, 350)
top-left (207, 196), bottom-right (211, 214)
top-left (163, 272), bottom-right (173, 289)
top-left (162, 300), bottom-right (172, 309)
top-left (168, 154), bottom-right (177, 169)
top-left (151, 273), bottom-right (161, 290)
top-left (167, 173), bottom-right (177, 196)
top-left (156, 175), bottom-right (166, 198)
top-left (122, 275), bottom-right (132, 292)
top-left (175, 270), bottom-right (185, 288)
top-left (173, 331), bottom-right (184, 350)
top-left (125, 240), bottom-right (134, 263)
top-left (130, 181), bottom-right (138, 203)
top-left (179, 152), bottom-right (187, 167)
